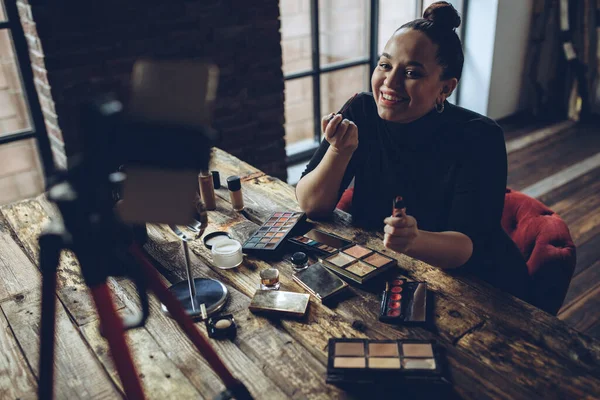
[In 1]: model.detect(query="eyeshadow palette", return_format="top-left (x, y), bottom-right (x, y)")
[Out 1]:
top-left (288, 229), bottom-right (353, 257)
top-left (327, 338), bottom-right (448, 386)
top-left (379, 277), bottom-right (428, 325)
top-left (242, 212), bottom-right (306, 256)
top-left (321, 245), bottom-right (397, 284)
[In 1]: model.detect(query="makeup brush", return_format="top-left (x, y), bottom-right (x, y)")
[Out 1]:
top-left (392, 196), bottom-right (406, 218)
top-left (326, 92), bottom-right (358, 121)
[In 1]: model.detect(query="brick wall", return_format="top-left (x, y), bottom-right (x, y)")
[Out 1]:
top-left (16, 0), bottom-right (287, 180)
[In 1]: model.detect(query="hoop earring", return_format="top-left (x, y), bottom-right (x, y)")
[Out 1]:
top-left (435, 101), bottom-right (445, 113)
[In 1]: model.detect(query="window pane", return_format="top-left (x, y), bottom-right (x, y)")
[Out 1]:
top-left (319, 0), bottom-right (370, 67)
top-left (320, 65), bottom-right (370, 127)
top-left (0, 2), bottom-right (6, 22)
top-left (0, 29), bottom-right (32, 136)
top-left (280, 0), bottom-right (312, 76)
top-left (284, 76), bottom-right (315, 149)
top-left (378, 0), bottom-right (418, 53)
top-left (0, 138), bottom-right (45, 205)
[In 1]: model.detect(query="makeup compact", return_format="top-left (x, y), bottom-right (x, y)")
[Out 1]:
top-left (292, 262), bottom-right (348, 303)
top-left (327, 338), bottom-right (448, 386)
top-left (201, 304), bottom-right (237, 339)
top-left (242, 211), bottom-right (307, 256)
top-left (379, 277), bottom-right (428, 325)
top-left (289, 229), bottom-right (352, 257)
top-left (249, 290), bottom-right (310, 317)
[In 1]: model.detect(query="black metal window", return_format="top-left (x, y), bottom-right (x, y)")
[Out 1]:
top-left (0, 1), bottom-right (53, 176)
top-left (282, 0), bottom-right (466, 166)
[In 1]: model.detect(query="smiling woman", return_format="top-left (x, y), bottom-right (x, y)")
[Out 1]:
top-left (295, 1), bottom-right (534, 304)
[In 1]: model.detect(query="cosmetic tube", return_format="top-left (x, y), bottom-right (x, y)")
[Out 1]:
top-left (227, 175), bottom-right (244, 211)
top-left (199, 171), bottom-right (216, 210)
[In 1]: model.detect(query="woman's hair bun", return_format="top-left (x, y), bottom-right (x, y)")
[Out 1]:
top-left (423, 1), bottom-right (461, 30)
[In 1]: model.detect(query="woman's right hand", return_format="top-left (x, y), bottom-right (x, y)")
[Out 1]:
top-left (322, 113), bottom-right (358, 155)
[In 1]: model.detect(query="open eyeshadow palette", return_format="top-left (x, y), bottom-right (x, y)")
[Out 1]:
top-left (242, 212), bottom-right (306, 256)
top-left (327, 338), bottom-right (448, 386)
top-left (289, 229), bottom-right (352, 256)
top-left (379, 277), bottom-right (428, 325)
top-left (289, 229), bottom-right (396, 284)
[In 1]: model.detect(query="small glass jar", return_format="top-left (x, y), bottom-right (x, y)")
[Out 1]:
top-left (291, 252), bottom-right (309, 272)
top-left (260, 268), bottom-right (280, 290)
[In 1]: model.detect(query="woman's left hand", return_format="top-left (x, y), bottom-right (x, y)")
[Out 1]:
top-left (383, 213), bottom-right (419, 254)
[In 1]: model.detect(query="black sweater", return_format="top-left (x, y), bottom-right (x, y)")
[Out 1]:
top-left (301, 92), bottom-right (531, 301)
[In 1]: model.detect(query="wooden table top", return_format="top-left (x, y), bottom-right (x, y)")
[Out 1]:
top-left (1, 148), bottom-right (599, 399)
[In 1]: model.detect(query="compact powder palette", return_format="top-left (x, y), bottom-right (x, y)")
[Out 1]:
top-left (321, 245), bottom-right (397, 284)
top-left (327, 339), bottom-right (448, 386)
top-left (242, 212), bottom-right (306, 256)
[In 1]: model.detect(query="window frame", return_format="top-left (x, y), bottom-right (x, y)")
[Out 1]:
top-left (0, 1), bottom-right (54, 177)
top-left (283, 0), bottom-right (468, 166)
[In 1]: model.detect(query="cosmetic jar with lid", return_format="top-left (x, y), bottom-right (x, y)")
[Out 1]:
top-left (260, 268), bottom-right (280, 290)
top-left (291, 252), bottom-right (309, 272)
top-left (211, 238), bottom-right (243, 269)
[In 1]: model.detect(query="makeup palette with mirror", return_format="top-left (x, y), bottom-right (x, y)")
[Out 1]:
top-left (379, 277), bottom-right (428, 325)
top-left (242, 211), bottom-right (306, 256)
top-left (327, 338), bottom-right (448, 386)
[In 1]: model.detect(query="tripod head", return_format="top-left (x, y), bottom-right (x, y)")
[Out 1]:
top-left (46, 60), bottom-right (218, 329)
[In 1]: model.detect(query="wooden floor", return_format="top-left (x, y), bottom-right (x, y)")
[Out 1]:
top-left (499, 115), bottom-right (600, 340)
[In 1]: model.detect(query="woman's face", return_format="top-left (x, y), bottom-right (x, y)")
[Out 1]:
top-left (371, 29), bottom-right (456, 123)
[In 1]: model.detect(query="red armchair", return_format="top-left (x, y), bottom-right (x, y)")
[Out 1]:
top-left (336, 188), bottom-right (576, 314)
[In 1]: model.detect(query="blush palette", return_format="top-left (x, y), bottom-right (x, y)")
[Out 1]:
top-left (242, 212), bottom-right (306, 256)
top-left (327, 338), bottom-right (448, 386)
top-left (321, 245), bottom-right (396, 284)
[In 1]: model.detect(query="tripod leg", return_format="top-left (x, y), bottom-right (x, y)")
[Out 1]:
top-left (90, 283), bottom-right (146, 400)
top-left (129, 243), bottom-right (253, 400)
top-left (38, 232), bottom-right (62, 400)
top-left (183, 240), bottom-right (199, 312)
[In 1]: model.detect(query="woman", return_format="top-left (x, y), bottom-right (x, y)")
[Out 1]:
top-left (296, 2), bottom-right (531, 301)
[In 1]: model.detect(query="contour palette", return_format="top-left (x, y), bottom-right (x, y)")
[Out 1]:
top-left (327, 338), bottom-right (448, 386)
top-left (321, 244), bottom-right (396, 284)
top-left (242, 212), bottom-right (306, 255)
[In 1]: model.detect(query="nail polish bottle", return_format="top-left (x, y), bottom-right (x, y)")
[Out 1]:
top-left (199, 171), bottom-right (216, 210)
top-left (227, 175), bottom-right (244, 211)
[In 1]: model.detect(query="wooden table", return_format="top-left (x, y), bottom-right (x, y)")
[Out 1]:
top-left (1, 148), bottom-right (599, 399)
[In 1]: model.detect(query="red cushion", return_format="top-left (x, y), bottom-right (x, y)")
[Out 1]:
top-left (337, 187), bottom-right (577, 314)
top-left (502, 188), bottom-right (576, 314)
top-left (337, 188), bottom-right (354, 213)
